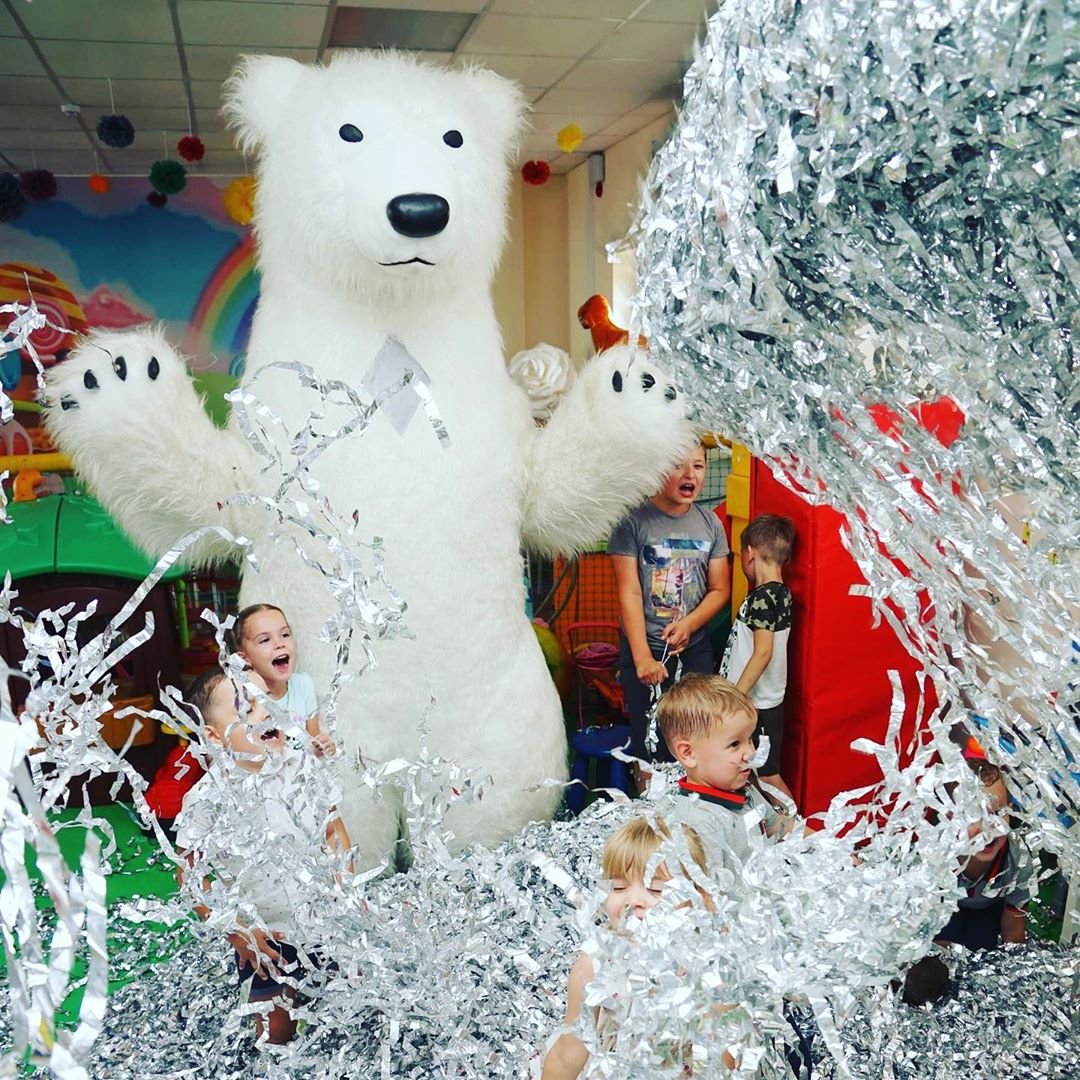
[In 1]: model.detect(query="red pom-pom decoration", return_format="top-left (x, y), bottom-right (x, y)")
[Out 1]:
top-left (146, 191), bottom-right (168, 208)
top-left (20, 169), bottom-right (57, 201)
top-left (521, 159), bottom-right (551, 186)
top-left (88, 173), bottom-right (110, 195)
top-left (177, 135), bottom-right (205, 162)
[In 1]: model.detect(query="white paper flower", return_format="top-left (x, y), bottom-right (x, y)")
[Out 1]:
top-left (507, 343), bottom-right (574, 421)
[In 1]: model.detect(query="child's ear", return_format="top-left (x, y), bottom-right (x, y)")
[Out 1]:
top-left (204, 724), bottom-right (223, 747)
top-left (671, 736), bottom-right (696, 768)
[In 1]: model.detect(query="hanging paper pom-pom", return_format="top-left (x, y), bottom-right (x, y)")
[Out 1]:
top-left (96, 114), bottom-right (135, 148)
top-left (0, 173), bottom-right (27, 223)
top-left (87, 173), bottom-right (110, 195)
top-left (521, 159), bottom-right (551, 186)
top-left (146, 191), bottom-right (167, 209)
top-left (222, 175), bottom-right (257, 225)
top-left (149, 159), bottom-right (187, 195)
top-left (20, 169), bottom-right (57, 202)
top-left (177, 135), bottom-right (205, 162)
top-left (556, 123), bottom-right (584, 153)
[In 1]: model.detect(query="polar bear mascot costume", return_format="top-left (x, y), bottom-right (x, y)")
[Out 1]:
top-left (45, 51), bottom-right (693, 866)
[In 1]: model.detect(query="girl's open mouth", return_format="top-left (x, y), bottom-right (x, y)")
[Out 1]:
top-left (271, 654), bottom-right (290, 671)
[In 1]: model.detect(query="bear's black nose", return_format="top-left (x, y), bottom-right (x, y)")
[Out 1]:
top-left (386, 193), bottom-right (450, 238)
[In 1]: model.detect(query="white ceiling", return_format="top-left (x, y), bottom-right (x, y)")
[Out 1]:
top-left (0, 0), bottom-right (716, 178)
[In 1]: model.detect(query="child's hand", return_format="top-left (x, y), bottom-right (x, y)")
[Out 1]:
top-left (311, 732), bottom-right (336, 757)
top-left (660, 619), bottom-right (691, 652)
top-left (227, 927), bottom-right (284, 977)
top-left (635, 658), bottom-right (669, 686)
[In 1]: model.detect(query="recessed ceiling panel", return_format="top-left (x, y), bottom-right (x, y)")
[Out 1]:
top-left (179, 1), bottom-right (326, 48)
top-left (329, 7), bottom-right (475, 51)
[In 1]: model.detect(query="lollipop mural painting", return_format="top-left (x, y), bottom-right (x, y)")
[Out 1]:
top-left (1, 3), bottom-right (1078, 1076)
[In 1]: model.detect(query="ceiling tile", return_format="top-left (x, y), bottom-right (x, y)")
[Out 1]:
top-left (38, 40), bottom-right (183, 81)
top-left (633, 0), bottom-right (720, 23)
top-left (528, 113), bottom-right (628, 137)
top-left (184, 44), bottom-right (318, 81)
top-left (0, 77), bottom-right (62, 107)
top-left (16, 0), bottom-right (176, 43)
top-left (465, 53), bottom-right (576, 86)
top-left (558, 59), bottom-right (683, 93)
top-left (178, 2), bottom-right (327, 47)
top-left (530, 87), bottom-right (647, 114)
top-left (577, 133), bottom-right (622, 153)
top-left (0, 6), bottom-right (19, 36)
top-left (590, 19), bottom-right (697, 61)
top-left (62, 78), bottom-right (196, 110)
top-left (0, 104), bottom-right (85, 131)
top-left (491, 0), bottom-right (640, 16)
top-left (192, 79), bottom-right (232, 108)
top-left (594, 112), bottom-right (667, 138)
top-left (339, 0), bottom-right (488, 10)
top-left (629, 98), bottom-right (677, 117)
top-left (0, 128), bottom-right (92, 151)
top-left (460, 15), bottom-right (616, 58)
top-left (0, 36), bottom-right (45, 77)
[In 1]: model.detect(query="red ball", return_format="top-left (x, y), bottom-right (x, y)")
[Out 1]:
top-left (521, 159), bottom-right (551, 186)
top-left (177, 135), bottom-right (206, 163)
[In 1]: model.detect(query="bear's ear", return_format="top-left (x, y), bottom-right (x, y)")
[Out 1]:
top-left (223, 55), bottom-right (307, 153)
top-left (461, 67), bottom-right (528, 160)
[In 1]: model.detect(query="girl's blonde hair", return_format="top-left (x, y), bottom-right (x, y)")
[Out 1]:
top-left (601, 816), bottom-right (708, 882)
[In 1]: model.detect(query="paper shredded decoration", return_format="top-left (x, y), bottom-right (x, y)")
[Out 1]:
top-left (149, 159), bottom-right (187, 195)
top-left (521, 159), bottom-right (551, 186)
top-left (96, 113), bottom-right (135, 148)
top-left (19, 168), bottom-right (57, 202)
top-left (222, 175), bottom-right (256, 225)
top-left (556, 123), bottom-right (584, 153)
top-left (87, 173), bottom-right (110, 195)
top-left (177, 135), bottom-right (205, 162)
top-left (0, 172), bottom-right (26, 222)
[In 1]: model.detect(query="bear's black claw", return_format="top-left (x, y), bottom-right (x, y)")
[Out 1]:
top-left (60, 396), bottom-right (78, 411)
top-left (612, 371), bottom-right (623, 393)
top-left (113, 355), bottom-right (127, 381)
top-left (641, 372), bottom-right (656, 390)
top-left (148, 356), bottom-right (160, 380)
top-left (664, 385), bottom-right (677, 402)
top-left (83, 370), bottom-right (99, 390)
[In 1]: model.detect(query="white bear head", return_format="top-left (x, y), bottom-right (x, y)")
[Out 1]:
top-left (224, 51), bottom-right (526, 304)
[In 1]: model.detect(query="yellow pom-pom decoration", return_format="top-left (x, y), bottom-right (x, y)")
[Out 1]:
top-left (556, 123), bottom-right (584, 153)
top-left (223, 175), bottom-right (256, 226)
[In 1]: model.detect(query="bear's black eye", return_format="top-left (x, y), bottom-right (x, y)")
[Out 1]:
top-left (443, 129), bottom-right (463, 148)
top-left (339, 123), bottom-right (364, 143)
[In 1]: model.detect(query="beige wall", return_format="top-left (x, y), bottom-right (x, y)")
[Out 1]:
top-left (496, 109), bottom-right (674, 365)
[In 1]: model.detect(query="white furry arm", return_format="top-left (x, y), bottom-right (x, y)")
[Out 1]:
top-left (520, 346), bottom-right (696, 557)
top-left (43, 326), bottom-right (260, 566)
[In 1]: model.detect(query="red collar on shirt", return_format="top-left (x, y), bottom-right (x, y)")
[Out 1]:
top-left (677, 776), bottom-right (749, 811)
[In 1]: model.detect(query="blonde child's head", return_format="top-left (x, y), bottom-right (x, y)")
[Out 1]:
top-left (601, 816), bottom-right (709, 925)
top-left (656, 676), bottom-right (758, 791)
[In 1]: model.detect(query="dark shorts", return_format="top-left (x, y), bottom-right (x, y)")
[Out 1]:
top-left (619, 634), bottom-right (715, 761)
top-left (236, 940), bottom-right (331, 1002)
top-left (753, 702), bottom-right (785, 775)
top-left (936, 898), bottom-right (1004, 951)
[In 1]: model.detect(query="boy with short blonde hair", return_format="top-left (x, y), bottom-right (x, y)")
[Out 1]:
top-left (658, 674), bottom-right (796, 876)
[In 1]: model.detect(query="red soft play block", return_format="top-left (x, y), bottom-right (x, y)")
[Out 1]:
top-left (752, 462), bottom-right (934, 817)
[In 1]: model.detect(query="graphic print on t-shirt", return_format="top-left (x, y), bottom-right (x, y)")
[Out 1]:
top-left (643, 537), bottom-right (710, 620)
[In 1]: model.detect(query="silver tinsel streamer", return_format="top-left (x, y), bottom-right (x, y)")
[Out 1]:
top-left (628, 1), bottom-right (1080, 871)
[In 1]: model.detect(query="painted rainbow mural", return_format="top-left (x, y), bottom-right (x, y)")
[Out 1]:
top-left (188, 232), bottom-right (260, 373)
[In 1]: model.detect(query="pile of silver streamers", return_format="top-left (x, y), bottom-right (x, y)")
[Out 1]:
top-left (4, 0), bottom-right (1080, 1071)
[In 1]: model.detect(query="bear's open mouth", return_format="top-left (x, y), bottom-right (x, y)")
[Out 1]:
top-left (379, 257), bottom-right (435, 267)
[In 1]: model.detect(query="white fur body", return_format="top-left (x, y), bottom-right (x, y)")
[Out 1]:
top-left (45, 52), bottom-right (693, 863)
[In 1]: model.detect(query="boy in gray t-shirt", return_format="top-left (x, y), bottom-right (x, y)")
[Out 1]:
top-left (609, 445), bottom-right (730, 761)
